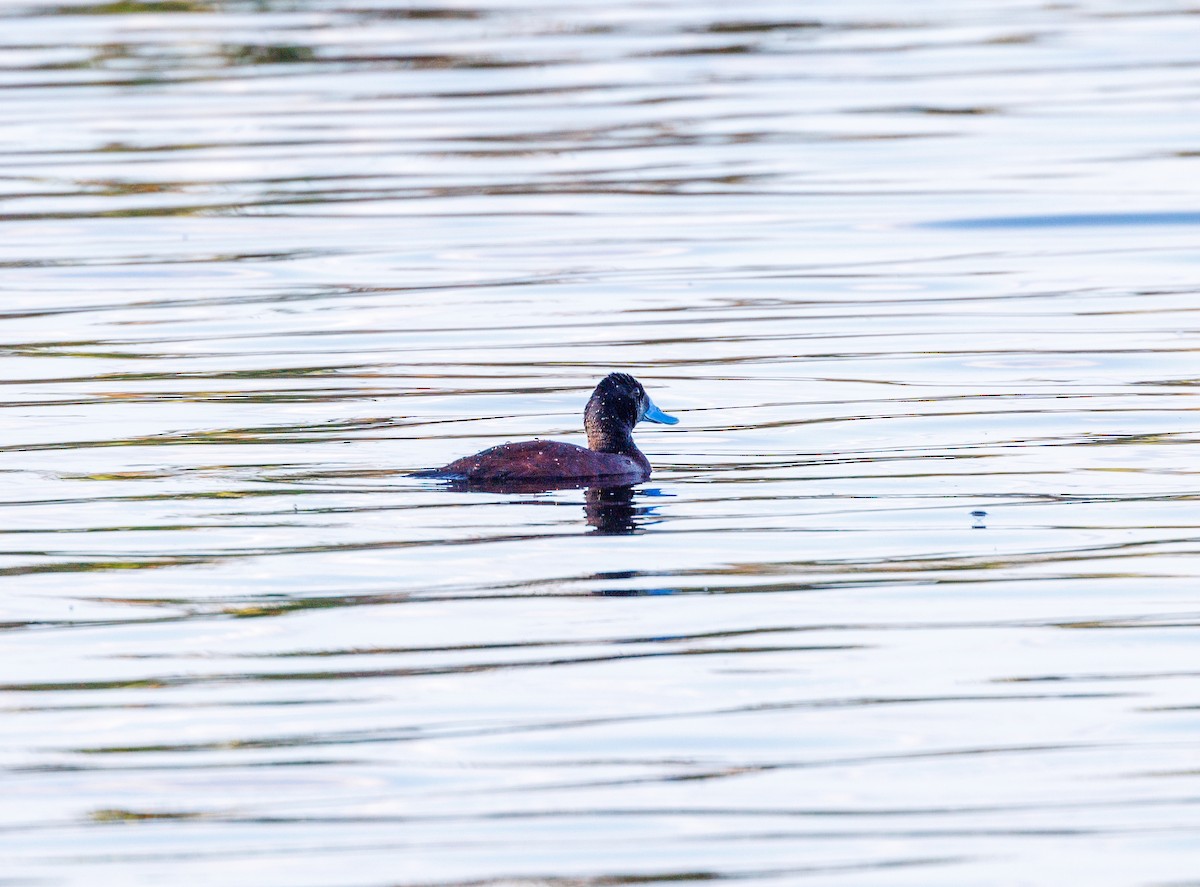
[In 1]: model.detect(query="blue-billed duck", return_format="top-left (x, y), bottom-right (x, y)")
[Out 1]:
top-left (416, 372), bottom-right (677, 485)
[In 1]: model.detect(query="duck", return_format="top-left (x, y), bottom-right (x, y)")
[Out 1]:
top-left (415, 372), bottom-right (677, 486)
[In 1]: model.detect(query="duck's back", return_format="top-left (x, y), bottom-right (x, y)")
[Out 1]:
top-left (424, 440), bottom-right (646, 483)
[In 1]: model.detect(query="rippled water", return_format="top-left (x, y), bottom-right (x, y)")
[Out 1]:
top-left (4, 0), bottom-right (1200, 883)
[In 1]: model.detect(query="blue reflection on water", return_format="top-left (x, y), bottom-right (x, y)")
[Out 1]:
top-left (925, 211), bottom-right (1200, 229)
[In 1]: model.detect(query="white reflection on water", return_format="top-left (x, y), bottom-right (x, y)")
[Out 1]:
top-left (2, 0), bottom-right (1200, 884)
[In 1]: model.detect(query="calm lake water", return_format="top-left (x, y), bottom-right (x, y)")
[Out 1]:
top-left (3, 0), bottom-right (1200, 884)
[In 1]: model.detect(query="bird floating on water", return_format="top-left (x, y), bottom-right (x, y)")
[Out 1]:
top-left (415, 372), bottom-right (678, 488)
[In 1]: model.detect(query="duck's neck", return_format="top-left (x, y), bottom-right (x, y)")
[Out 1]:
top-left (585, 417), bottom-right (648, 469)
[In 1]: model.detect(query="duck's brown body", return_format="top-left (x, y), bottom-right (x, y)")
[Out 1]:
top-left (415, 373), bottom-right (676, 488)
top-left (433, 440), bottom-right (649, 484)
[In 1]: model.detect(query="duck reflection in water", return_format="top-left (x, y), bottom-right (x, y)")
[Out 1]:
top-left (415, 372), bottom-right (677, 487)
top-left (585, 484), bottom-right (644, 535)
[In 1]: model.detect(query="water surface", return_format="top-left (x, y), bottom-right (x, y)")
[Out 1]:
top-left (3, 0), bottom-right (1200, 884)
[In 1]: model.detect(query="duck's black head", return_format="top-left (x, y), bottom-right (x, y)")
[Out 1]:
top-left (584, 372), bottom-right (677, 454)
